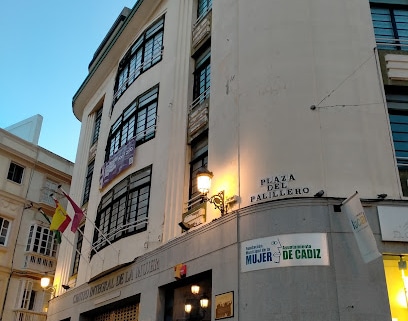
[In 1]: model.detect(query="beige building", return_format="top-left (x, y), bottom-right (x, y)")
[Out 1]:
top-left (0, 117), bottom-right (73, 321)
top-left (48, 0), bottom-right (408, 320)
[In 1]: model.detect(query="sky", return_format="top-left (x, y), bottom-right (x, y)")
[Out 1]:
top-left (0, 1), bottom-right (137, 162)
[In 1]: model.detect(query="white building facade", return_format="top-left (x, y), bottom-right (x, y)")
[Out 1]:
top-left (0, 123), bottom-right (73, 321)
top-left (48, 0), bottom-right (408, 320)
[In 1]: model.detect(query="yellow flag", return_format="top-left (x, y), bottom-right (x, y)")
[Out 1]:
top-left (50, 201), bottom-right (71, 233)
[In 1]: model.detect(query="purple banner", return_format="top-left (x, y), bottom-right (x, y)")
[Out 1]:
top-left (100, 137), bottom-right (136, 188)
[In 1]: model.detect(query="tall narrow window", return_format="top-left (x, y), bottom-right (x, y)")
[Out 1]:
top-left (0, 217), bottom-right (11, 246)
top-left (113, 16), bottom-right (164, 103)
top-left (72, 225), bottom-right (84, 276)
top-left (386, 86), bottom-right (408, 196)
top-left (370, 5), bottom-right (408, 50)
top-left (82, 160), bottom-right (94, 205)
top-left (193, 47), bottom-right (211, 106)
top-left (40, 179), bottom-right (59, 206)
top-left (7, 162), bottom-right (24, 184)
top-left (197, 0), bottom-right (212, 21)
top-left (91, 107), bottom-right (103, 145)
top-left (189, 132), bottom-right (208, 205)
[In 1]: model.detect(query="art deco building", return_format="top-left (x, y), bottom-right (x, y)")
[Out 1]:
top-left (49, 0), bottom-right (408, 320)
top-left (0, 115), bottom-right (73, 321)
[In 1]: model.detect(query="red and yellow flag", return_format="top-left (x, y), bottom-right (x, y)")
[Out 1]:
top-left (50, 200), bottom-right (71, 233)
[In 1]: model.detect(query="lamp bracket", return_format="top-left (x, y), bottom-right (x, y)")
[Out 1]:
top-left (203, 190), bottom-right (226, 215)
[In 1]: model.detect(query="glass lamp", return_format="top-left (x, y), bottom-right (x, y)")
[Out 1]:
top-left (191, 285), bottom-right (200, 295)
top-left (41, 276), bottom-right (51, 288)
top-left (196, 168), bottom-right (213, 194)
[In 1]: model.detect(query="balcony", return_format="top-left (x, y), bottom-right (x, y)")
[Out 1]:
top-left (192, 8), bottom-right (211, 50)
top-left (188, 88), bottom-right (210, 142)
top-left (376, 38), bottom-right (408, 85)
top-left (13, 309), bottom-right (47, 321)
top-left (23, 252), bottom-right (57, 273)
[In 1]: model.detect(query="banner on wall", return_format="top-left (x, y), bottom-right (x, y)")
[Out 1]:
top-left (241, 233), bottom-right (329, 272)
top-left (100, 137), bottom-right (136, 188)
top-left (341, 191), bottom-right (382, 264)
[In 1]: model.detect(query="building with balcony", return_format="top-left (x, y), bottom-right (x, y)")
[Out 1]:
top-left (0, 116), bottom-right (73, 321)
top-left (48, 0), bottom-right (408, 320)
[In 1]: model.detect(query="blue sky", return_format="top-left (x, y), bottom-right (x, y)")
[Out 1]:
top-left (0, 1), bottom-right (136, 162)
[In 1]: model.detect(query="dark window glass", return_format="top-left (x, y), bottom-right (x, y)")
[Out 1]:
top-left (193, 49), bottom-right (211, 105)
top-left (189, 133), bottom-right (208, 203)
top-left (91, 107), bottom-right (103, 145)
top-left (92, 166), bottom-right (151, 256)
top-left (72, 225), bottom-right (84, 276)
top-left (371, 5), bottom-right (408, 50)
top-left (7, 162), bottom-right (24, 184)
top-left (106, 86), bottom-right (159, 161)
top-left (82, 161), bottom-right (94, 205)
top-left (386, 87), bottom-right (408, 196)
top-left (113, 16), bottom-right (164, 104)
top-left (197, 0), bottom-right (212, 20)
top-left (0, 217), bottom-right (11, 246)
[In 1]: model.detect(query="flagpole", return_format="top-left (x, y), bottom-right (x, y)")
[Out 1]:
top-left (37, 208), bottom-right (93, 267)
top-left (341, 190), bottom-right (358, 206)
top-left (50, 193), bottom-right (107, 262)
top-left (57, 186), bottom-right (120, 256)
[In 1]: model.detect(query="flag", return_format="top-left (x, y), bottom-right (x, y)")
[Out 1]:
top-left (50, 200), bottom-right (71, 233)
top-left (39, 208), bottom-right (62, 244)
top-left (60, 189), bottom-right (84, 233)
top-left (341, 191), bottom-right (381, 263)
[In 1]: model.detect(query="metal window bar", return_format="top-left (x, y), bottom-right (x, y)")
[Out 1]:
top-left (397, 156), bottom-right (408, 167)
top-left (376, 38), bottom-right (408, 48)
top-left (186, 194), bottom-right (204, 211)
top-left (189, 86), bottom-right (211, 112)
top-left (194, 3), bottom-right (212, 27)
top-left (92, 217), bottom-right (148, 250)
top-left (113, 48), bottom-right (163, 102)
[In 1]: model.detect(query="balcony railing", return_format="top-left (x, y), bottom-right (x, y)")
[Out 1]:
top-left (188, 88), bottom-right (210, 141)
top-left (23, 252), bottom-right (57, 273)
top-left (376, 37), bottom-right (408, 51)
top-left (13, 309), bottom-right (47, 321)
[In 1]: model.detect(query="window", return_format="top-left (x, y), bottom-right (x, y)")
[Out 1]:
top-left (197, 0), bottom-right (212, 21)
top-left (386, 86), bottom-right (408, 196)
top-left (106, 86), bottom-right (159, 160)
top-left (189, 133), bottom-right (208, 205)
top-left (82, 160), bottom-right (94, 205)
top-left (19, 281), bottom-right (36, 310)
top-left (40, 179), bottom-right (58, 206)
top-left (193, 47), bottom-right (211, 106)
top-left (7, 162), bottom-right (24, 184)
top-left (371, 5), bottom-right (408, 50)
top-left (0, 217), bottom-right (11, 246)
top-left (91, 107), bottom-right (103, 145)
top-left (93, 166), bottom-right (151, 254)
top-left (114, 16), bottom-right (164, 103)
top-left (72, 225), bottom-right (84, 276)
top-left (26, 224), bottom-right (58, 257)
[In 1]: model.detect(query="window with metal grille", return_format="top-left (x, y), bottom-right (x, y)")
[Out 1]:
top-left (92, 166), bottom-right (151, 255)
top-left (113, 16), bottom-right (164, 104)
top-left (83, 160), bottom-right (94, 205)
top-left (386, 86), bottom-right (408, 196)
top-left (7, 162), bottom-right (24, 184)
top-left (94, 302), bottom-right (139, 321)
top-left (370, 5), bottom-right (408, 50)
top-left (92, 107), bottom-right (103, 145)
top-left (26, 224), bottom-right (58, 257)
top-left (193, 47), bottom-right (211, 106)
top-left (106, 86), bottom-right (158, 161)
top-left (72, 225), bottom-right (84, 276)
top-left (0, 216), bottom-right (11, 246)
top-left (197, 0), bottom-right (212, 21)
top-left (188, 132), bottom-right (208, 207)
top-left (40, 179), bottom-right (59, 206)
